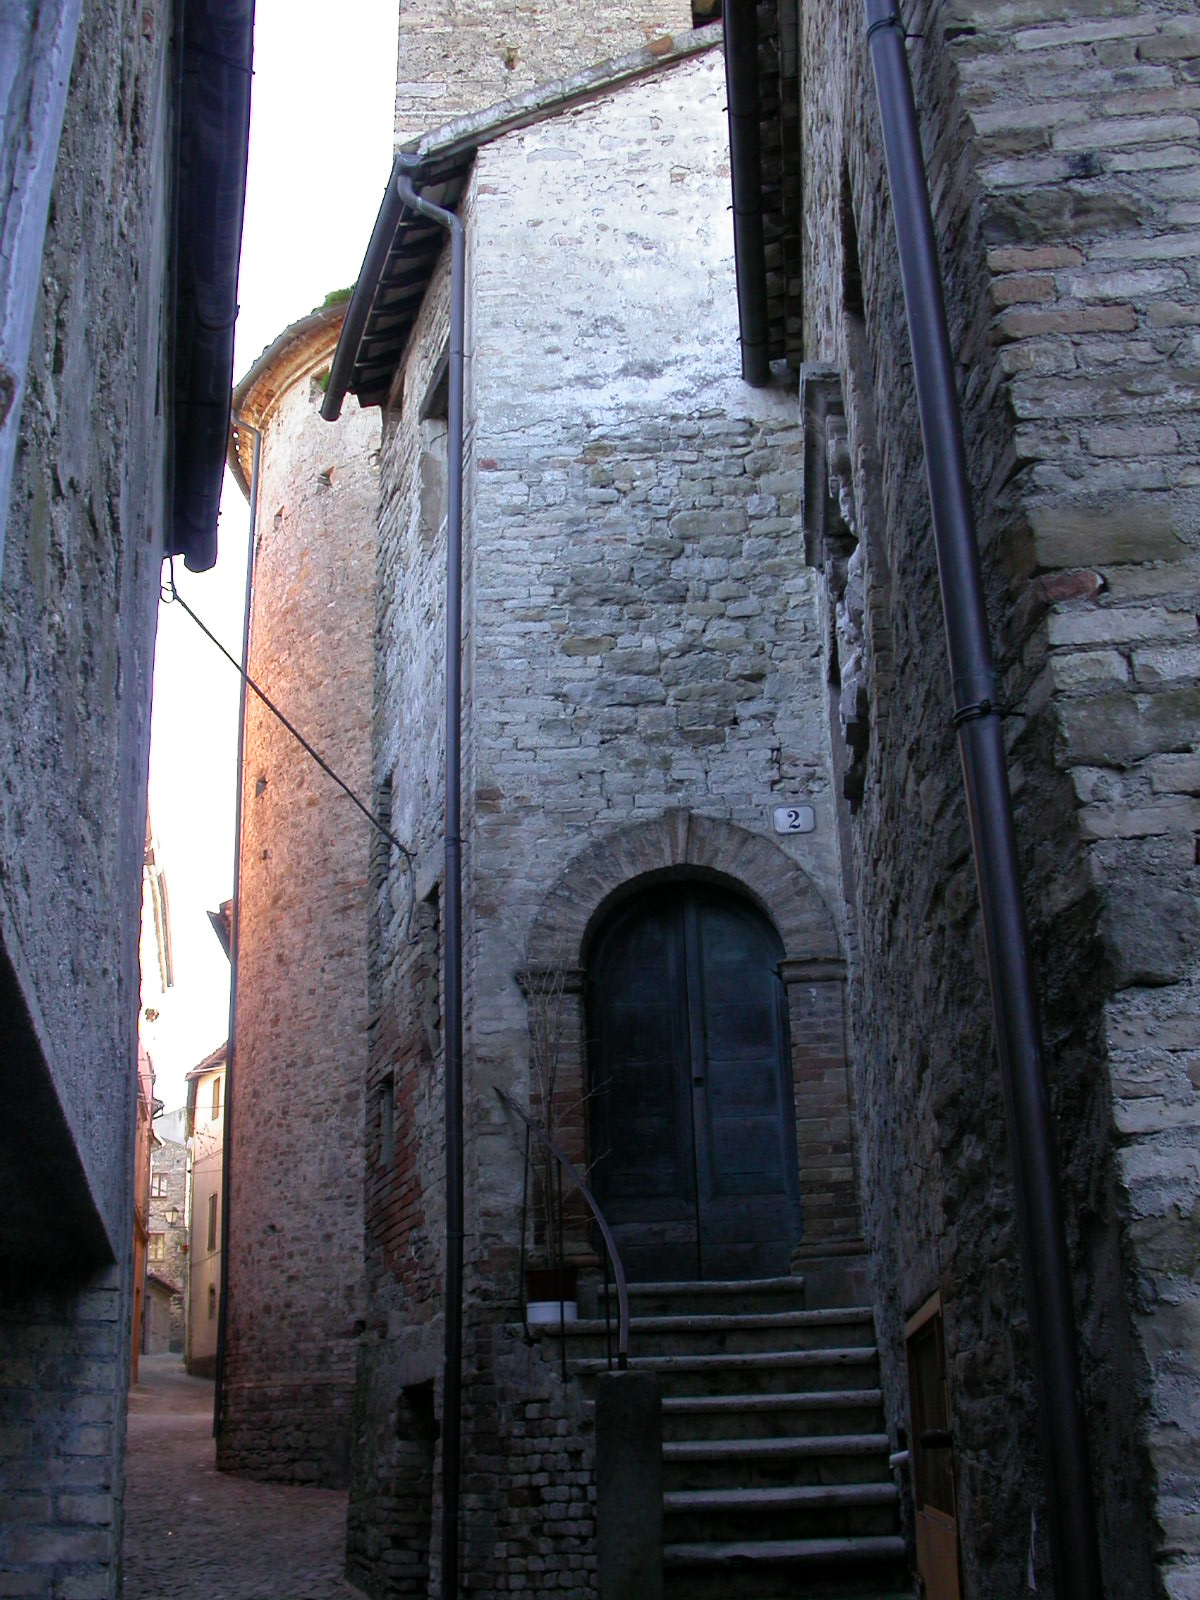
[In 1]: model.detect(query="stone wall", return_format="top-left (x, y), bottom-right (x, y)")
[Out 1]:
top-left (393, 0), bottom-right (693, 142)
top-left (0, 0), bottom-right (175, 1593)
top-left (798, 0), bottom-right (1200, 1592)
top-left (219, 343), bottom-right (380, 1486)
top-left (148, 1136), bottom-right (188, 1351)
top-left (355, 46), bottom-right (851, 1593)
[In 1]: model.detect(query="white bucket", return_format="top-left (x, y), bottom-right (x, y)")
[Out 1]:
top-left (525, 1299), bottom-right (578, 1326)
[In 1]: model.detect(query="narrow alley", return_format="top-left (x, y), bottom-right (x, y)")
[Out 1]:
top-left (123, 1356), bottom-right (366, 1599)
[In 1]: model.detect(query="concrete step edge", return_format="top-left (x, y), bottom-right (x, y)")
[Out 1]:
top-left (663, 1431), bottom-right (891, 1461)
top-left (570, 1345), bottom-right (879, 1375)
top-left (626, 1277), bottom-right (806, 1296)
top-left (663, 1534), bottom-right (908, 1567)
top-left (664, 1482), bottom-right (899, 1512)
top-left (663, 1387), bottom-right (885, 1413)
top-left (541, 1308), bottom-right (874, 1338)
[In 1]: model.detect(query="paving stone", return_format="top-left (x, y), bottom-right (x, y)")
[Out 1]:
top-left (122, 1358), bottom-right (364, 1600)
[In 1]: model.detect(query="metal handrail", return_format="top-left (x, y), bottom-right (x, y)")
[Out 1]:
top-left (494, 1086), bottom-right (630, 1370)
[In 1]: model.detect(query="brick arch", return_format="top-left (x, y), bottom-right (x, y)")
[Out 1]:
top-left (526, 808), bottom-right (841, 968)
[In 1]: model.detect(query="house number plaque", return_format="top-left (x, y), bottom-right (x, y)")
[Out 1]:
top-left (773, 804), bottom-right (815, 835)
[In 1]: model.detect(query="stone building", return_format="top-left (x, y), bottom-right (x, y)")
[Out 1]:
top-left (148, 1125), bottom-right (188, 1354)
top-left (215, 304), bottom-right (379, 1483)
top-left (186, 1043), bottom-right (227, 1380)
top-left (215, 0), bottom-right (1200, 1595)
top-left (0, 3), bottom-right (251, 1595)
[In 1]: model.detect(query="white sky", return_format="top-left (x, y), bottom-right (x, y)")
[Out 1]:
top-left (144, 1), bottom-right (400, 1112)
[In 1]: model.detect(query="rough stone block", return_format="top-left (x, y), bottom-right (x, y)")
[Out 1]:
top-left (1024, 505), bottom-right (1184, 576)
top-left (594, 1372), bottom-right (662, 1600)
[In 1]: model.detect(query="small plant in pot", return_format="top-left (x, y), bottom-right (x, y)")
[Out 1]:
top-left (516, 958), bottom-right (585, 1326)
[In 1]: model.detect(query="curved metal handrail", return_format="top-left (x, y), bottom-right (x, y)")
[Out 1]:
top-left (494, 1085), bottom-right (629, 1368)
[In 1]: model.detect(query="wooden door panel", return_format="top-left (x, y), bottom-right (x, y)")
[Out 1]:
top-left (589, 886), bottom-right (800, 1282)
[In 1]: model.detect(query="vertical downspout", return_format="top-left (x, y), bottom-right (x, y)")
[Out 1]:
top-left (862, 6), bottom-right (1103, 1595)
top-left (213, 417), bottom-right (260, 1438)
top-left (395, 169), bottom-right (466, 1600)
top-left (723, 0), bottom-right (770, 387)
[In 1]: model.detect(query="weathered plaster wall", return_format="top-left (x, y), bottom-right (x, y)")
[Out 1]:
top-left (394, 0), bottom-right (694, 142)
top-left (219, 366), bottom-right (379, 1486)
top-left (799, 0), bottom-right (1200, 1593)
top-left (0, 0), bottom-right (175, 1593)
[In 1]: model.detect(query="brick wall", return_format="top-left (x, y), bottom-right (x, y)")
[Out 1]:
top-left (219, 348), bottom-right (380, 1487)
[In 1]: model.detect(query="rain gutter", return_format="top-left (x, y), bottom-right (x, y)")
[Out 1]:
top-left (863, 5), bottom-right (1103, 1594)
top-left (394, 164), bottom-right (466, 1600)
top-left (723, 0), bottom-right (770, 386)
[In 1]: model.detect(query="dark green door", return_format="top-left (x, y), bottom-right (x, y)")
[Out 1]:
top-left (588, 886), bottom-right (800, 1281)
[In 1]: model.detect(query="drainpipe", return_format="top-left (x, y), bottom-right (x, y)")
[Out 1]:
top-left (395, 165), bottom-right (466, 1600)
top-left (723, 0), bottom-right (770, 387)
top-left (863, 6), bottom-right (1103, 1595)
top-left (213, 416), bottom-right (261, 1438)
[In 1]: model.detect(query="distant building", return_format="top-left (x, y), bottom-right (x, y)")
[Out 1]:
top-left (147, 1122), bottom-right (188, 1354)
top-left (186, 1045), bottom-right (228, 1379)
top-left (130, 1047), bottom-right (157, 1386)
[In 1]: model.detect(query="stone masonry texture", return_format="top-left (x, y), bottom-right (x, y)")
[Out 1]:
top-left (219, 335), bottom-right (381, 1488)
top-left (799, 0), bottom-right (1200, 1594)
top-left (353, 44), bottom-right (858, 1596)
top-left (0, 1), bottom-right (176, 1595)
top-left (393, 0), bottom-right (693, 143)
top-left (308, 1), bottom-right (1200, 1594)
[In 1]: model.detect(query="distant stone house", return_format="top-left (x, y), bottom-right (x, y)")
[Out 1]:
top-left (221, 1), bottom-right (1200, 1597)
top-left (186, 1044), bottom-right (228, 1380)
top-left (148, 1122), bottom-right (188, 1353)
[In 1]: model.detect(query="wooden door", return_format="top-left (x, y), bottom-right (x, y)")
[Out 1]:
top-left (588, 886), bottom-right (800, 1281)
top-left (906, 1293), bottom-right (963, 1600)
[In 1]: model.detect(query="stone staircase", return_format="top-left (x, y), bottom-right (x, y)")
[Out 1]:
top-left (536, 1273), bottom-right (912, 1600)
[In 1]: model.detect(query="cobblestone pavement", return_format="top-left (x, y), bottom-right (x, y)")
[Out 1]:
top-left (123, 1355), bottom-right (367, 1599)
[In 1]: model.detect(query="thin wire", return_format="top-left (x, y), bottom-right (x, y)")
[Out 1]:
top-left (161, 556), bottom-right (416, 943)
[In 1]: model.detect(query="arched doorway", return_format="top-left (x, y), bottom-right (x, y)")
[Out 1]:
top-left (587, 883), bottom-right (801, 1281)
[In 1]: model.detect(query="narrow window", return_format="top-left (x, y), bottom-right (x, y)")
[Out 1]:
top-left (149, 1234), bottom-right (166, 1262)
top-left (212, 1077), bottom-right (222, 1119)
top-left (380, 1073), bottom-right (395, 1166)
top-left (207, 1191), bottom-right (218, 1253)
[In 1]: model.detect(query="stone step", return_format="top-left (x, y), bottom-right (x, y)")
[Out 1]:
top-left (661, 1387), bottom-right (886, 1441)
top-left (663, 1431), bottom-right (893, 1493)
top-left (665, 1478), bottom-right (900, 1543)
top-left (538, 1305), bottom-right (876, 1360)
top-left (599, 1275), bottom-right (810, 1318)
top-left (570, 1343), bottom-right (881, 1400)
top-left (665, 1481), bottom-right (899, 1515)
top-left (664, 1533), bottom-right (909, 1567)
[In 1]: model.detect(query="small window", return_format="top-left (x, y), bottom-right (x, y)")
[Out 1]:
top-left (212, 1077), bottom-right (222, 1119)
top-left (380, 1074), bottom-right (395, 1166)
top-left (207, 1191), bottom-right (218, 1253)
top-left (148, 1234), bottom-right (166, 1262)
top-left (151, 1172), bottom-right (167, 1198)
